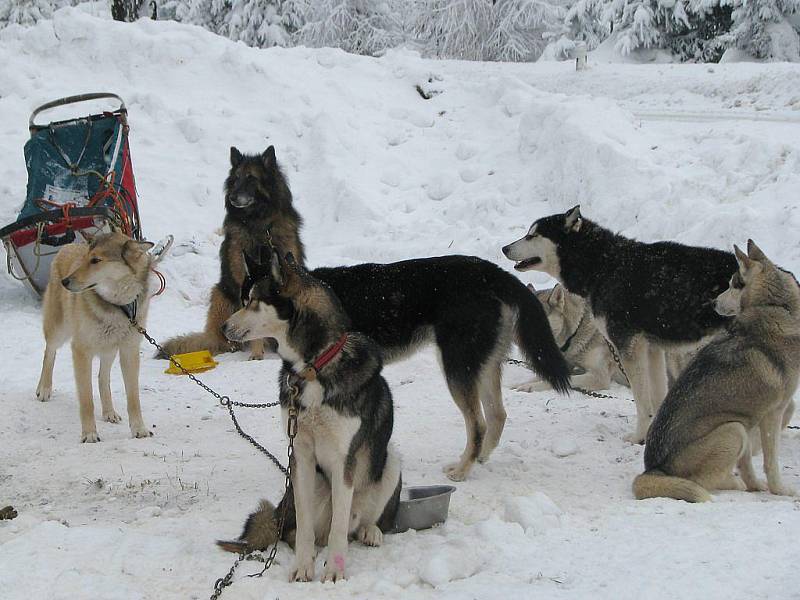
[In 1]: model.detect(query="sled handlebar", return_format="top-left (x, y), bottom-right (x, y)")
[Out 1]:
top-left (29, 93), bottom-right (126, 130)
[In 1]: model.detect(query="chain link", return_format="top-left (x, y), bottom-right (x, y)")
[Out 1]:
top-left (120, 314), bottom-right (295, 599)
top-left (210, 376), bottom-right (300, 599)
top-left (505, 357), bottom-right (620, 400)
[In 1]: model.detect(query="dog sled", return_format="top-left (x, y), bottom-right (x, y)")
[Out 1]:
top-left (0, 93), bottom-right (144, 297)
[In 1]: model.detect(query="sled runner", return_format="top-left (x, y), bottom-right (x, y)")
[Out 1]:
top-left (0, 93), bottom-right (143, 296)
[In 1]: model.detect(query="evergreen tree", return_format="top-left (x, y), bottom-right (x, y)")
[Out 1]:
top-left (731, 0), bottom-right (800, 58)
top-left (0, 0), bottom-right (55, 26)
top-left (296, 0), bottom-right (403, 56)
top-left (565, 0), bottom-right (610, 49)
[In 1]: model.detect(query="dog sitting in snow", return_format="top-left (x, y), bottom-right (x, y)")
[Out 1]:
top-left (218, 246), bottom-right (401, 583)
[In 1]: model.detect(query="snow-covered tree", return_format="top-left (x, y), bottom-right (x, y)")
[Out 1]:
top-left (416, 0), bottom-right (566, 61)
top-left (730, 0), bottom-right (800, 58)
top-left (490, 0), bottom-right (567, 61)
top-left (0, 0), bottom-right (55, 26)
top-left (565, 0), bottom-right (610, 49)
top-left (225, 0), bottom-right (287, 47)
top-left (415, 0), bottom-right (495, 60)
top-left (296, 0), bottom-right (404, 56)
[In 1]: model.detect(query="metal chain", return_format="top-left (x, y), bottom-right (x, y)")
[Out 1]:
top-left (504, 357), bottom-right (620, 400)
top-left (603, 338), bottom-right (630, 384)
top-left (210, 376), bottom-right (300, 600)
top-left (120, 315), bottom-right (299, 598)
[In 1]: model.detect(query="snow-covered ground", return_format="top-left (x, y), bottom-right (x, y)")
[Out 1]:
top-left (2, 9), bottom-right (800, 600)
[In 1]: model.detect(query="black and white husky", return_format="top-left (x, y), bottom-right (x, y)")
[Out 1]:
top-left (503, 206), bottom-right (737, 443)
top-left (219, 248), bottom-right (401, 583)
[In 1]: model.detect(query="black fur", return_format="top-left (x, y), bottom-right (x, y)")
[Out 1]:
top-left (526, 211), bottom-right (737, 350)
top-left (313, 256), bottom-right (571, 394)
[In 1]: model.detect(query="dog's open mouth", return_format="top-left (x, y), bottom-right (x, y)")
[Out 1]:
top-left (514, 257), bottom-right (542, 271)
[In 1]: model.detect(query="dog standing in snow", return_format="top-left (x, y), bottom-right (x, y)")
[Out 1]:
top-left (35, 231), bottom-right (155, 442)
top-left (503, 206), bottom-right (736, 443)
top-left (218, 246), bottom-right (401, 582)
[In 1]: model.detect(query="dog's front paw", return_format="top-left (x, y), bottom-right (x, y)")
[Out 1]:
top-left (103, 410), bottom-right (122, 424)
top-left (36, 385), bottom-right (52, 402)
top-left (623, 431), bottom-right (646, 445)
top-left (513, 380), bottom-right (549, 393)
top-left (81, 431), bottom-right (101, 443)
top-left (745, 479), bottom-right (768, 492)
top-left (357, 525), bottom-right (383, 547)
top-left (248, 352), bottom-right (265, 361)
top-left (130, 424), bottom-right (153, 439)
top-left (321, 553), bottom-right (346, 583)
top-left (768, 483), bottom-right (796, 497)
top-left (290, 559), bottom-right (314, 582)
top-left (444, 461), bottom-right (470, 482)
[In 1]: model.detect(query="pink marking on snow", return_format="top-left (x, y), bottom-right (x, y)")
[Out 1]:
top-left (333, 554), bottom-right (345, 571)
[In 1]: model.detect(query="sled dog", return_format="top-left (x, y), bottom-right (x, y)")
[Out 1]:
top-left (503, 206), bottom-right (737, 443)
top-left (35, 231), bottom-right (155, 442)
top-left (633, 241), bottom-right (799, 502)
top-left (158, 146), bottom-right (304, 361)
top-left (218, 247), bottom-right (401, 582)
top-left (516, 284), bottom-right (694, 393)
top-left (163, 146), bottom-right (571, 480)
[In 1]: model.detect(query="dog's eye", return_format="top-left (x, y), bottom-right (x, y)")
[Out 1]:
top-left (732, 274), bottom-right (745, 289)
top-left (90, 257), bottom-right (101, 264)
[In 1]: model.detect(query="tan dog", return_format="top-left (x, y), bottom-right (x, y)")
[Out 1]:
top-left (634, 240), bottom-right (799, 502)
top-left (35, 232), bottom-right (154, 443)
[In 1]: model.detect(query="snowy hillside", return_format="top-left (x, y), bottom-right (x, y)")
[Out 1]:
top-left (1, 9), bottom-right (799, 600)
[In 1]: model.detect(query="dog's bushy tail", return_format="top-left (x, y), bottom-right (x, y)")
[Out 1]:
top-left (154, 331), bottom-right (232, 359)
top-left (216, 500), bottom-right (280, 554)
top-left (633, 470), bottom-right (712, 503)
top-left (500, 274), bottom-right (571, 394)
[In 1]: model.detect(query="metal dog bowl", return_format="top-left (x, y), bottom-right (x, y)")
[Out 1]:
top-left (391, 485), bottom-right (456, 534)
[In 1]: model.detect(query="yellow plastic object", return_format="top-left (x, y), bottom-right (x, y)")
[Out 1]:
top-left (164, 350), bottom-right (218, 375)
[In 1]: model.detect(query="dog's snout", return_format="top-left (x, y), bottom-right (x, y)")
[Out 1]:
top-left (61, 277), bottom-right (71, 289)
top-left (501, 244), bottom-right (510, 257)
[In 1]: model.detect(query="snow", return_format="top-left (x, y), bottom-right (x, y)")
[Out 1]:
top-left (1, 8), bottom-right (800, 600)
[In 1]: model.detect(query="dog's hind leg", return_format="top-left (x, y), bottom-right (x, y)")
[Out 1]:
top-left (119, 340), bottom-right (151, 439)
top-left (36, 303), bottom-right (67, 403)
top-left (618, 337), bottom-right (653, 444)
top-left (98, 350), bottom-right (121, 424)
top-left (647, 344), bottom-right (668, 414)
top-left (442, 382), bottom-right (484, 481)
top-left (673, 421), bottom-right (748, 493)
top-left (478, 361), bottom-right (506, 464)
top-left (72, 344), bottom-right (99, 443)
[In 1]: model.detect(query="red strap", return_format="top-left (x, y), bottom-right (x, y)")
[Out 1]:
top-left (312, 333), bottom-right (349, 372)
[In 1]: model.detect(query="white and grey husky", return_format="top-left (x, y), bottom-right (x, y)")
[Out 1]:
top-left (634, 241), bottom-right (798, 502)
top-left (517, 284), bottom-right (693, 394)
top-left (219, 247), bottom-right (401, 583)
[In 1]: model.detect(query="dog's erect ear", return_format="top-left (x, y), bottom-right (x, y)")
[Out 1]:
top-left (527, 283), bottom-right (536, 293)
top-left (746, 239), bottom-right (769, 264)
top-left (549, 284), bottom-right (566, 308)
top-left (122, 240), bottom-right (155, 265)
top-left (262, 146), bottom-right (276, 169)
top-left (733, 244), bottom-right (756, 274)
top-left (564, 205), bottom-right (582, 232)
top-left (230, 147), bottom-right (243, 168)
